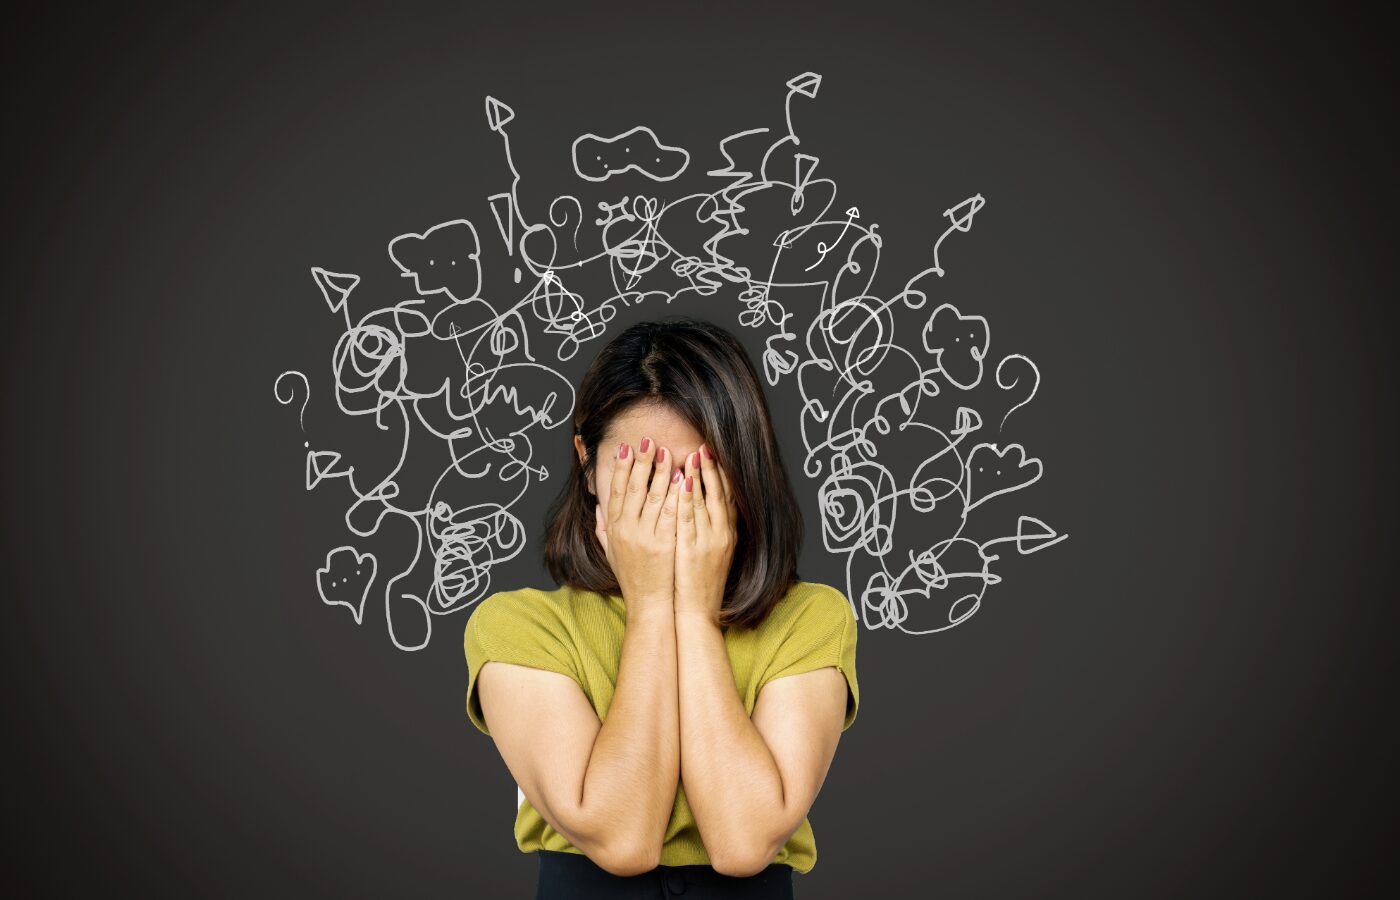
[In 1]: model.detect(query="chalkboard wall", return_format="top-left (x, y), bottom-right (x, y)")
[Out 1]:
top-left (5, 1), bottom-right (1391, 897)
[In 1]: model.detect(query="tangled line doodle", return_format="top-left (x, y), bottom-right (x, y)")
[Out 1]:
top-left (273, 71), bottom-right (1067, 651)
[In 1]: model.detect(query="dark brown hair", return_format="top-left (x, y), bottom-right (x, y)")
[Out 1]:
top-left (543, 315), bottom-right (803, 630)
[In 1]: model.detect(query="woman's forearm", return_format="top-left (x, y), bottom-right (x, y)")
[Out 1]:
top-left (578, 598), bottom-right (679, 869)
top-left (674, 607), bottom-right (787, 874)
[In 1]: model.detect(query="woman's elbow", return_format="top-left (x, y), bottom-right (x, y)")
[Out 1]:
top-left (590, 836), bottom-right (662, 877)
top-left (710, 851), bottom-right (774, 879)
top-left (707, 833), bottom-right (782, 878)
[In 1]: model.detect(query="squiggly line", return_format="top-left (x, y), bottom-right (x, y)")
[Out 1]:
top-left (272, 72), bottom-right (1066, 649)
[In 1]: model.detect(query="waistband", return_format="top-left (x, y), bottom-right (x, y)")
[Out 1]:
top-left (535, 848), bottom-right (795, 898)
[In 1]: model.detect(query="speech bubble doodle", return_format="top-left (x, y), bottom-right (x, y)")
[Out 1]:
top-left (572, 126), bottom-right (691, 182)
top-left (388, 220), bottom-right (483, 303)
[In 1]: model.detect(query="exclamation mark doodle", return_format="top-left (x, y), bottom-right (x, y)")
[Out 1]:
top-left (488, 191), bottom-right (519, 283)
top-left (484, 95), bottom-right (521, 283)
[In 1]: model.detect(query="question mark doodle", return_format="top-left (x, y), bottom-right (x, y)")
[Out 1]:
top-left (273, 370), bottom-right (311, 432)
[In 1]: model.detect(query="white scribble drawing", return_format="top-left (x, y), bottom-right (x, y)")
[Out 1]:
top-left (311, 267), bottom-right (360, 314)
top-left (572, 125), bottom-right (691, 182)
top-left (388, 220), bottom-right (483, 303)
top-left (272, 71), bottom-right (1067, 649)
top-left (317, 546), bottom-right (378, 625)
top-left (273, 369), bottom-right (311, 431)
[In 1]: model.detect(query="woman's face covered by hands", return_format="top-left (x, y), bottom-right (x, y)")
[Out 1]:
top-left (576, 401), bottom-right (704, 498)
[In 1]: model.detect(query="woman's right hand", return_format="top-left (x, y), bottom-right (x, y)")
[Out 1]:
top-left (595, 437), bottom-right (683, 606)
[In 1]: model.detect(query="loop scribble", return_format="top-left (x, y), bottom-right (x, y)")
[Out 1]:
top-left (273, 72), bottom-right (1067, 650)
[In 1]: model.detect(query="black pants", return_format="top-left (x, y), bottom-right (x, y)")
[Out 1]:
top-left (535, 849), bottom-right (795, 899)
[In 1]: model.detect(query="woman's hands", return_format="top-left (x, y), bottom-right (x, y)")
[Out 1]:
top-left (674, 442), bottom-right (739, 622)
top-left (595, 437), bottom-right (685, 607)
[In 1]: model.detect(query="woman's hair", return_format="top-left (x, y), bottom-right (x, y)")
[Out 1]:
top-left (543, 315), bottom-right (803, 629)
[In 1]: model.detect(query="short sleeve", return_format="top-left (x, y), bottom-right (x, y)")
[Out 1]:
top-left (464, 590), bottom-right (582, 736)
top-left (759, 585), bottom-right (861, 731)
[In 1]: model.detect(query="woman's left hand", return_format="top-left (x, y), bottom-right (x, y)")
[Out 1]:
top-left (674, 442), bottom-right (738, 623)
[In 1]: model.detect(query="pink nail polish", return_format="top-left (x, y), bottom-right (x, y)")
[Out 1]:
top-left (659, 447), bottom-right (667, 463)
top-left (672, 468), bottom-right (682, 484)
top-left (685, 475), bottom-right (693, 492)
top-left (702, 444), bottom-right (713, 460)
top-left (619, 442), bottom-right (628, 459)
top-left (640, 437), bottom-right (650, 453)
top-left (690, 451), bottom-right (700, 468)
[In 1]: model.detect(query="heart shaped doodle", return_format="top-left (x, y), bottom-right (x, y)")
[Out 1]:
top-left (316, 545), bottom-right (377, 625)
top-left (965, 443), bottom-right (1043, 512)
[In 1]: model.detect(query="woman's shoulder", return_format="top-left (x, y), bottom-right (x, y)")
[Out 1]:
top-left (465, 584), bottom-right (575, 638)
top-left (787, 580), bottom-right (852, 612)
top-left (473, 583), bottom-right (571, 610)
top-left (758, 580), bottom-right (854, 633)
top-left (788, 580), bottom-right (850, 604)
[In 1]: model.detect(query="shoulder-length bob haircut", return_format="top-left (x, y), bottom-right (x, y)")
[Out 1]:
top-left (543, 315), bottom-right (803, 630)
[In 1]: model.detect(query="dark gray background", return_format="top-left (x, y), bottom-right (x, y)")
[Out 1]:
top-left (5, 1), bottom-right (1392, 897)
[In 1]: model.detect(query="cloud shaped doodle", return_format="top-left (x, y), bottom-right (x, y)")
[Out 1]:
top-left (572, 126), bottom-right (690, 182)
top-left (922, 303), bottom-right (989, 390)
top-left (388, 219), bottom-right (483, 303)
top-left (273, 71), bottom-right (1067, 650)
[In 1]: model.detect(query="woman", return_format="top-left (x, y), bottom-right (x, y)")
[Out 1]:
top-left (464, 316), bottom-right (859, 898)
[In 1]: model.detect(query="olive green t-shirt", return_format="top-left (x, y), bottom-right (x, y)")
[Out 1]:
top-left (463, 580), bottom-right (860, 875)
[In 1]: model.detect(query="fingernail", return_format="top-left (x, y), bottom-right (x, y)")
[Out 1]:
top-left (685, 475), bottom-right (693, 492)
top-left (640, 436), bottom-right (651, 453)
top-left (659, 447), bottom-right (667, 463)
top-left (672, 468), bottom-right (682, 484)
top-left (619, 442), bottom-right (628, 459)
top-left (690, 451), bottom-right (700, 468)
top-left (702, 444), bottom-right (713, 460)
